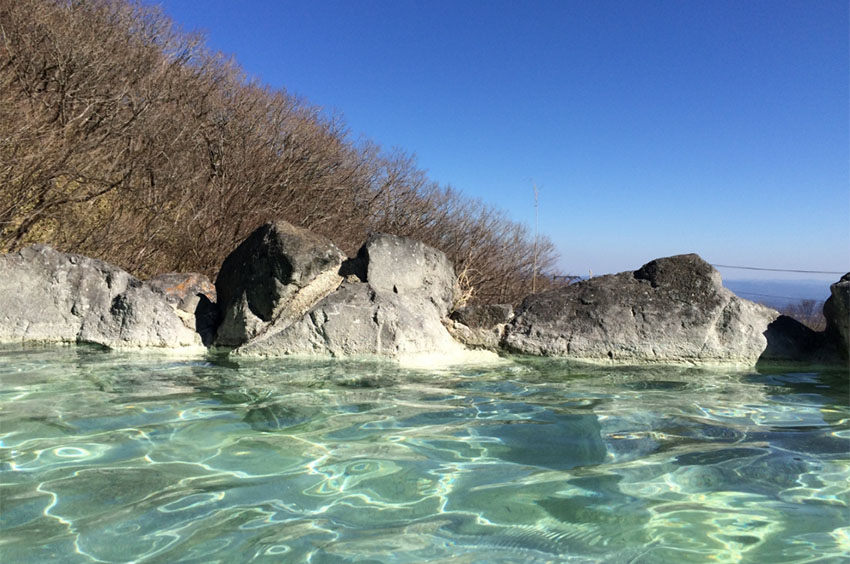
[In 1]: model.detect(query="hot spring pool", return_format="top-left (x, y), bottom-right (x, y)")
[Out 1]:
top-left (1, 345), bottom-right (848, 563)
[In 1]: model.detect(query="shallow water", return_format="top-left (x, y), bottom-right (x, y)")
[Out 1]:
top-left (1, 345), bottom-right (848, 563)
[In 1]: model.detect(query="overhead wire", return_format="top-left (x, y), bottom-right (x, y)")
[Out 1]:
top-left (711, 264), bottom-right (845, 275)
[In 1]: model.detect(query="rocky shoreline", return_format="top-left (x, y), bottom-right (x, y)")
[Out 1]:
top-left (1, 221), bottom-right (847, 368)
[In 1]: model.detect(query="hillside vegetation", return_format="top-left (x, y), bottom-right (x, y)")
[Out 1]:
top-left (0, 0), bottom-right (563, 305)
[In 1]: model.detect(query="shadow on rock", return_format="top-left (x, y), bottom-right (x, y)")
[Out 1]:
top-left (194, 294), bottom-right (219, 346)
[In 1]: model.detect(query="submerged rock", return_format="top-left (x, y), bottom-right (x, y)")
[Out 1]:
top-left (214, 220), bottom-right (345, 346)
top-left (0, 245), bottom-right (203, 349)
top-left (504, 254), bottom-right (780, 364)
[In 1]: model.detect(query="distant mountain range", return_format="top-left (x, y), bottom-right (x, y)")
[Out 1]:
top-left (723, 278), bottom-right (835, 309)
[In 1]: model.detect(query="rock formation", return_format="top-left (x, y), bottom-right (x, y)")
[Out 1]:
top-left (823, 273), bottom-right (850, 360)
top-left (231, 232), bottom-right (476, 363)
top-left (503, 254), bottom-right (780, 364)
top-left (448, 304), bottom-right (514, 350)
top-left (0, 245), bottom-right (203, 349)
top-left (213, 221), bottom-right (346, 347)
top-left (147, 272), bottom-right (218, 345)
top-left (0, 231), bottom-right (844, 368)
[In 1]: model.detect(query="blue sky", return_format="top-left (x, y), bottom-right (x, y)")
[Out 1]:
top-left (155, 0), bottom-right (848, 280)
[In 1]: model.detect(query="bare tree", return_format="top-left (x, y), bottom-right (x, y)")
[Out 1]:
top-left (0, 0), bottom-right (566, 304)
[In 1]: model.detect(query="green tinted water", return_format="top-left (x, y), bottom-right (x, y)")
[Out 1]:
top-left (1, 346), bottom-right (848, 563)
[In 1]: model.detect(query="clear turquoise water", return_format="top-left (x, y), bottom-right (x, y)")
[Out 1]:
top-left (1, 345), bottom-right (848, 563)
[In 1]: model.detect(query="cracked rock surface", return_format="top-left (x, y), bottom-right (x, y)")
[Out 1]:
top-left (503, 254), bottom-right (780, 364)
top-left (214, 220), bottom-right (346, 346)
top-left (0, 245), bottom-right (203, 348)
top-left (234, 233), bottom-right (466, 359)
top-left (447, 304), bottom-right (514, 350)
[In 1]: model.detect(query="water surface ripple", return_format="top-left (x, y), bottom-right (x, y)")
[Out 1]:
top-left (1, 346), bottom-right (847, 563)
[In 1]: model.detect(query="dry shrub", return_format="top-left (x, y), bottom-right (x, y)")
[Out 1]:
top-left (0, 0), bottom-right (564, 305)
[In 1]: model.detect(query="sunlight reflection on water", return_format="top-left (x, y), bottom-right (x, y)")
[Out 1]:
top-left (0, 346), bottom-right (847, 563)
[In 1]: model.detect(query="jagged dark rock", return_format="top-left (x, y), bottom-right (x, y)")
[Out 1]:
top-left (503, 254), bottom-right (781, 364)
top-left (213, 220), bottom-right (346, 346)
top-left (759, 315), bottom-right (832, 365)
top-left (823, 273), bottom-right (850, 361)
top-left (0, 245), bottom-right (203, 348)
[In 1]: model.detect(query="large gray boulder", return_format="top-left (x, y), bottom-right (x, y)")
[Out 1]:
top-left (823, 273), bottom-right (850, 360)
top-left (0, 245), bottom-right (203, 348)
top-left (235, 233), bottom-right (471, 362)
top-left (504, 254), bottom-right (779, 365)
top-left (214, 221), bottom-right (346, 346)
top-left (357, 232), bottom-right (457, 316)
top-left (237, 281), bottom-right (462, 357)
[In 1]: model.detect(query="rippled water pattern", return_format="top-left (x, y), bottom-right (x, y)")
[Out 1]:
top-left (1, 346), bottom-right (848, 563)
